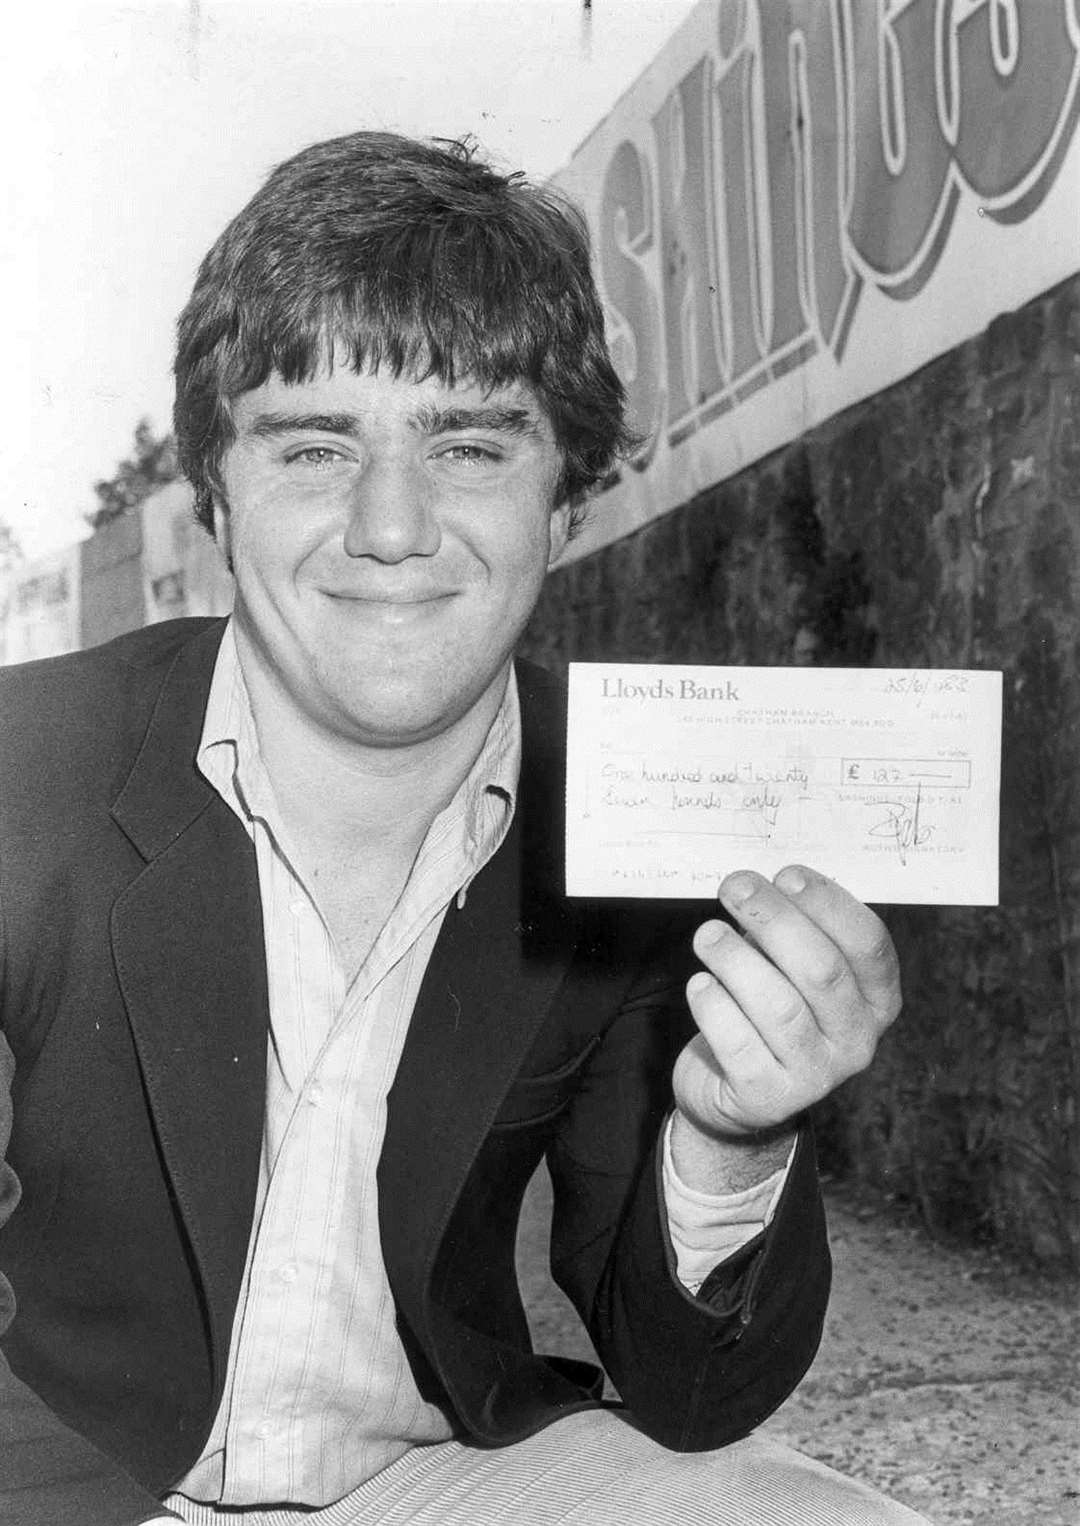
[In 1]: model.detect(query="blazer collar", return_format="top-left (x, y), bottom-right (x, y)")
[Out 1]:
top-left (108, 618), bottom-right (268, 1387)
top-left (514, 657), bottom-right (569, 918)
top-left (110, 619), bottom-right (230, 860)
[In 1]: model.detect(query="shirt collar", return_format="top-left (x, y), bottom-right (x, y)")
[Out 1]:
top-left (196, 620), bottom-right (269, 827)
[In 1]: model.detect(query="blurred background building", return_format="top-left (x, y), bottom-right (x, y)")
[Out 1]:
top-left (0, 482), bottom-right (231, 666)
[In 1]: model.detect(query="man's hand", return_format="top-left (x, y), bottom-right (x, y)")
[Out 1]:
top-left (673, 865), bottom-right (901, 1152)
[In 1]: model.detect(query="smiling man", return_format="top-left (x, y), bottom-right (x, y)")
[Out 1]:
top-left (0, 133), bottom-right (928, 1525)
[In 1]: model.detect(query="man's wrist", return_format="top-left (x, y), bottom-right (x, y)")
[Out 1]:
top-left (669, 1107), bottom-right (796, 1196)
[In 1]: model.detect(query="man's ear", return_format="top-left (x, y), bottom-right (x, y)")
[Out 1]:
top-left (547, 502), bottom-right (573, 570)
top-left (211, 495), bottom-right (234, 573)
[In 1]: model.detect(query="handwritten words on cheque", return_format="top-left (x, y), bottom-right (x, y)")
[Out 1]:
top-left (565, 664), bottom-right (1002, 906)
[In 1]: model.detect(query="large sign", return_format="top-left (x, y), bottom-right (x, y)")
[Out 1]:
top-left (554, 0), bottom-right (1080, 562)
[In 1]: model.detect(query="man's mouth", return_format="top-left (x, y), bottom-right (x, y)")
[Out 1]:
top-left (321, 586), bottom-right (455, 605)
top-left (318, 586), bottom-right (459, 625)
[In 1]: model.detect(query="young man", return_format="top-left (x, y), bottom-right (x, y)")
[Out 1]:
top-left (0, 133), bottom-right (926, 1525)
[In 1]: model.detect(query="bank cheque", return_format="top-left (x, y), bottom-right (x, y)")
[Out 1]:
top-left (565, 664), bottom-right (1002, 906)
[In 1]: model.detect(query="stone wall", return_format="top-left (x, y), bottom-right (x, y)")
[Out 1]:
top-left (522, 275), bottom-right (1079, 1269)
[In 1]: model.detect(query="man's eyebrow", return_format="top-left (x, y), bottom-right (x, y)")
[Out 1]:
top-left (412, 404), bottom-right (542, 437)
top-left (246, 411), bottom-right (362, 438)
top-left (243, 404), bottom-right (544, 441)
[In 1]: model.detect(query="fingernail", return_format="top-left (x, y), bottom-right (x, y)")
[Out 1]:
top-left (775, 866), bottom-right (807, 895)
top-left (697, 919), bottom-right (729, 947)
top-left (721, 873), bottom-right (757, 907)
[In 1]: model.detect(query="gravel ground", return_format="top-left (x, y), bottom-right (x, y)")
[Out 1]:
top-left (515, 1168), bottom-right (1079, 1526)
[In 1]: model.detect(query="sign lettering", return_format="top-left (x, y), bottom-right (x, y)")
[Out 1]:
top-left (555, 0), bottom-right (1080, 560)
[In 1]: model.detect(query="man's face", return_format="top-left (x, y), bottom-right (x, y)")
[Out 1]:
top-left (215, 363), bottom-right (570, 748)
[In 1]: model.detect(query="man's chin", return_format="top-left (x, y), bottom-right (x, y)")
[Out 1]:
top-left (319, 676), bottom-right (485, 752)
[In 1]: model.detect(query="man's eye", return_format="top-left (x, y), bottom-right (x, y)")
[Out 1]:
top-left (438, 443), bottom-right (501, 465)
top-left (285, 446), bottom-right (348, 468)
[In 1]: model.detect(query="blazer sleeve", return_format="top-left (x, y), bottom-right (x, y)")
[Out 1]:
top-left (545, 915), bottom-right (831, 1451)
top-left (0, 1032), bottom-right (179, 1526)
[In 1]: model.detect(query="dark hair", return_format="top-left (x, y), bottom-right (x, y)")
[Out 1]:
top-left (174, 131), bottom-right (634, 533)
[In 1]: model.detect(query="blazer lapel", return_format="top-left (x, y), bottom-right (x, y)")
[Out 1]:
top-left (379, 661), bottom-right (578, 1334)
top-left (109, 622), bottom-right (268, 1378)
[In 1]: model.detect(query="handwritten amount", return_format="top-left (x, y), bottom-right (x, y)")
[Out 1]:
top-left (602, 760), bottom-right (809, 789)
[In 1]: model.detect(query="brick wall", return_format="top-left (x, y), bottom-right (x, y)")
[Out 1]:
top-left (522, 275), bottom-right (1079, 1269)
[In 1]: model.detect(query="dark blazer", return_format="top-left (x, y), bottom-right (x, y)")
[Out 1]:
top-left (0, 619), bottom-right (830, 1525)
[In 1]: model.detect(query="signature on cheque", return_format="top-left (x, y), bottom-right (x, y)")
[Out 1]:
top-left (867, 783), bottom-right (934, 865)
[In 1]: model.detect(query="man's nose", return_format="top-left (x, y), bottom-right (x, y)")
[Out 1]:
top-left (341, 458), bottom-right (442, 561)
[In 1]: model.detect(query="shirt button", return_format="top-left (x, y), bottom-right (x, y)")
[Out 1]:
top-left (279, 1262), bottom-right (298, 1284)
top-left (288, 899), bottom-right (306, 917)
top-left (255, 1419), bottom-right (273, 1440)
top-left (308, 1082), bottom-right (324, 1107)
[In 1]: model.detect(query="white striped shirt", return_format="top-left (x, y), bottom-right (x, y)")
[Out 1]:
top-left (167, 623), bottom-right (783, 1515)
